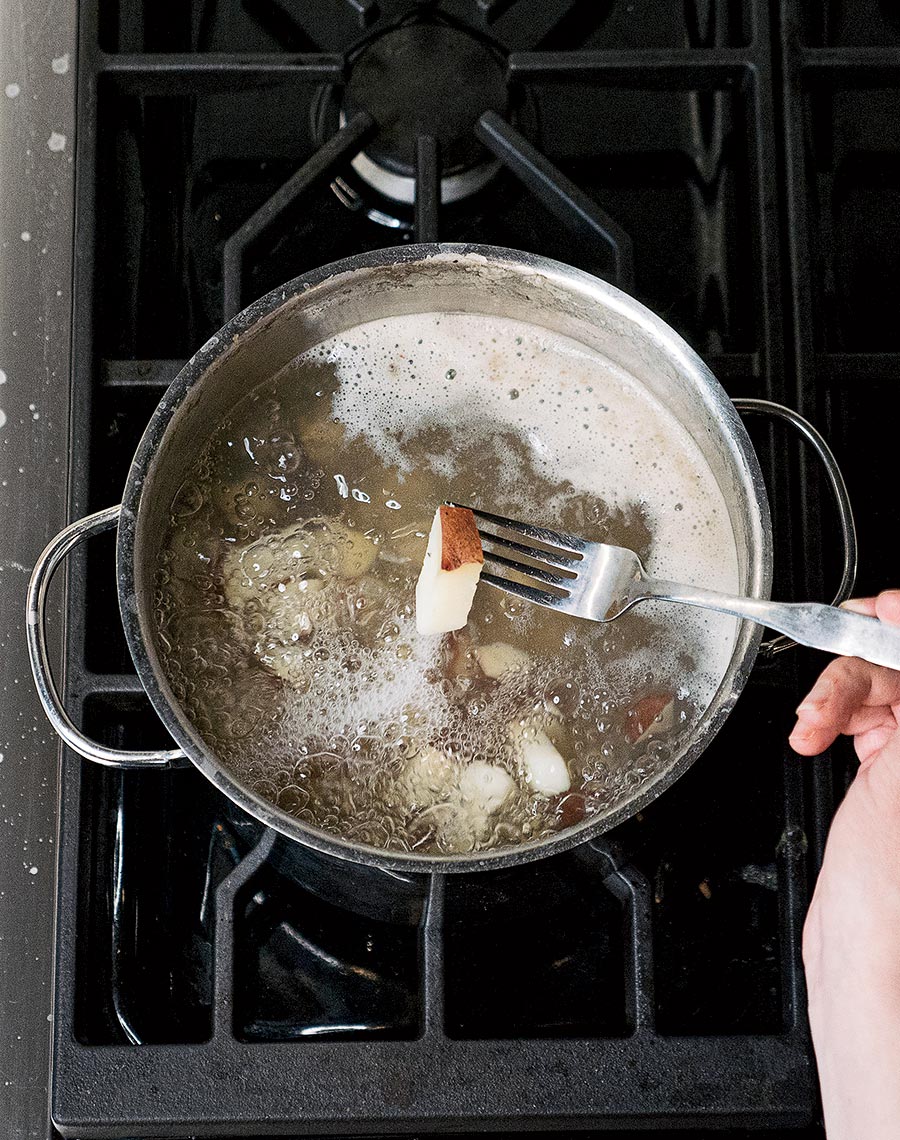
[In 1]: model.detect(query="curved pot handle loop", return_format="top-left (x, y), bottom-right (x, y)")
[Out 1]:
top-left (26, 505), bottom-right (187, 768)
top-left (732, 397), bottom-right (858, 655)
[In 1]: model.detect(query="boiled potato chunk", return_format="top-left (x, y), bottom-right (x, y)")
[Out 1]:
top-left (624, 691), bottom-right (676, 743)
top-left (223, 517), bottom-right (376, 602)
top-left (220, 517), bottom-right (378, 685)
top-left (415, 506), bottom-right (483, 635)
top-left (510, 722), bottom-right (571, 796)
top-left (459, 761), bottom-right (515, 813)
top-left (474, 641), bottom-right (531, 679)
top-left (402, 746), bottom-right (457, 806)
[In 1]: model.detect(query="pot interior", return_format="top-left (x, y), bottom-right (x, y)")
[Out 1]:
top-left (122, 245), bottom-right (771, 872)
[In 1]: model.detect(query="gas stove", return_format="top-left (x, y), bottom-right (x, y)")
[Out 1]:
top-left (11, 0), bottom-right (900, 1135)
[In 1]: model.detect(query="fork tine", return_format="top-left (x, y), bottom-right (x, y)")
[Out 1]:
top-left (480, 572), bottom-right (568, 611)
top-left (447, 502), bottom-right (588, 553)
top-left (482, 550), bottom-right (572, 589)
top-left (477, 529), bottom-right (581, 571)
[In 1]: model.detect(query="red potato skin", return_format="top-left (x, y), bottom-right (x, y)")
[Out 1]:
top-left (624, 692), bottom-right (674, 744)
top-left (438, 506), bottom-right (484, 572)
top-left (557, 792), bottom-right (587, 829)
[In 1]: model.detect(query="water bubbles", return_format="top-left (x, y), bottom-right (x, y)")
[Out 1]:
top-left (154, 310), bottom-right (730, 859)
top-left (499, 596), bottom-right (524, 619)
top-left (234, 491), bottom-right (257, 521)
top-left (276, 785), bottom-right (310, 814)
top-left (172, 482), bottom-right (204, 518)
top-left (644, 739), bottom-right (671, 768)
top-left (543, 678), bottom-right (580, 717)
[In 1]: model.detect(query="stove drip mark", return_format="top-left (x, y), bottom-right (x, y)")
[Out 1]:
top-left (221, 111), bottom-right (376, 320)
top-left (475, 111), bottom-right (635, 293)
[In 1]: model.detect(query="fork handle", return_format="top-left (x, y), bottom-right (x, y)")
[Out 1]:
top-left (641, 582), bottom-right (900, 671)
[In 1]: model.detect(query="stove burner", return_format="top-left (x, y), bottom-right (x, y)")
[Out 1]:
top-left (341, 22), bottom-right (508, 204)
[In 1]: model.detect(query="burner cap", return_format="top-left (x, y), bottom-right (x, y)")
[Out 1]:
top-left (343, 23), bottom-right (509, 179)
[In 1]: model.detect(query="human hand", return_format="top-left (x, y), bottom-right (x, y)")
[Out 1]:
top-left (790, 590), bottom-right (900, 1140)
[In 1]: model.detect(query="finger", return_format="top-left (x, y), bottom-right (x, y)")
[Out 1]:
top-left (798, 656), bottom-right (900, 717)
top-left (789, 658), bottom-right (900, 755)
top-left (840, 589), bottom-right (900, 624)
top-left (875, 589), bottom-right (900, 626)
top-left (790, 706), bottom-right (897, 758)
top-left (840, 596), bottom-right (878, 616)
top-left (789, 717), bottom-right (840, 756)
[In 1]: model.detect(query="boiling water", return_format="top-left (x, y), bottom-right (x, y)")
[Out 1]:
top-left (155, 312), bottom-right (741, 857)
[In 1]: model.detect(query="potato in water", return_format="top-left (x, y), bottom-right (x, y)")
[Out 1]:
top-left (155, 311), bottom-right (740, 857)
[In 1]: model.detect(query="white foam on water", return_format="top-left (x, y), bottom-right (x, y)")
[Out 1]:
top-left (316, 311), bottom-right (741, 703)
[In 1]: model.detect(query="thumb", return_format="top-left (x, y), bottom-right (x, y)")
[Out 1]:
top-left (841, 589), bottom-right (900, 625)
top-left (875, 590), bottom-right (900, 627)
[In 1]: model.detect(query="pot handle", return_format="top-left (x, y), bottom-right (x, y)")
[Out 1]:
top-left (731, 397), bottom-right (858, 655)
top-left (26, 505), bottom-right (187, 768)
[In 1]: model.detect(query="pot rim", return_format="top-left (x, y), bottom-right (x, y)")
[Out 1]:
top-left (118, 242), bottom-right (772, 874)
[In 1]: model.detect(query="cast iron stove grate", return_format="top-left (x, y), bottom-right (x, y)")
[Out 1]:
top-left (52, 0), bottom-right (890, 1134)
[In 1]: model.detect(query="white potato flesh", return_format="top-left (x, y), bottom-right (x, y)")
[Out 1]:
top-left (474, 641), bottom-right (531, 679)
top-left (459, 761), bottom-right (515, 813)
top-left (415, 507), bottom-right (483, 636)
top-left (511, 723), bottom-right (571, 796)
top-left (403, 747), bottom-right (456, 805)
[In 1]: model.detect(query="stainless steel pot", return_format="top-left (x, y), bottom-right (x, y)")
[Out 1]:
top-left (26, 244), bottom-right (856, 875)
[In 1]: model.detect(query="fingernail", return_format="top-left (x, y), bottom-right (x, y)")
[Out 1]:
top-left (840, 599), bottom-right (870, 613)
top-left (797, 677), bottom-right (834, 714)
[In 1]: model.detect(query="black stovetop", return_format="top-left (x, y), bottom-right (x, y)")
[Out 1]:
top-left (49, 1), bottom-right (900, 1135)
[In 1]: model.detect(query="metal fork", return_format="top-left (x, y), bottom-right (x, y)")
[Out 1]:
top-left (456, 504), bottom-right (900, 671)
